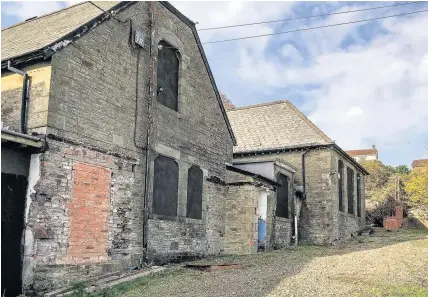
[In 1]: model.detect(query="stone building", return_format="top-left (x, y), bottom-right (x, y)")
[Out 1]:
top-left (346, 145), bottom-right (378, 162)
top-left (224, 161), bottom-right (300, 254)
top-left (1, 2), bottom-right (235, 295)
top-left (227, 100), bottom-right (368, 246)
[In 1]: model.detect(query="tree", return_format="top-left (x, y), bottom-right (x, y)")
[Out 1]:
top-left (394, 165), bottom-right (410, 175)
top-left (404, 167), bottom-right (428, 207)
top-left (219, 91), bottom-right (236, 110)
top-left (359, 160), bottom-right (391, 193)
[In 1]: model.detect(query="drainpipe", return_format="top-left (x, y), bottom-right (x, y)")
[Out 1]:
top-left (295, 149), bottom-right (310, 246)
top-left (142, 1), bottom-right (157, 262)
top-left (7, 61), bottom-right (30, 134)
top-left (301, 149), bottom-right (310, 199)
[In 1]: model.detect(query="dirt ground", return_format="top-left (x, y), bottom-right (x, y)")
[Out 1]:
top-left (96, 228), bottom-right (428, 297)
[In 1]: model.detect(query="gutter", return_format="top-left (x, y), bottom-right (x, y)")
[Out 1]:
top-left (7, 61), bottom-right (30, 134)
top-left (1, 128), bottom-right (46, 151)
top-left (234, 143), bottom-right (369, 176)
top-left (225, 163), bottom-right (280, 186)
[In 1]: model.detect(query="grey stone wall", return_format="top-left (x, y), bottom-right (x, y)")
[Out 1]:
top-left (273, 217), bottom-right (292, 249)
top-left (25, 139), bottom-right (144, 294)
top-left (1, 62), bottom-right (52, 134)
top-left (234, 147), bottom-right (366, 245)
top-left (224, 183), bottom-right (258, 255)
top-left (235, 149), bottom-right (334, 245)
top-left (13, 2), bottom-right (233, 294)
top-left (330, 150), bottom-right (366, 242)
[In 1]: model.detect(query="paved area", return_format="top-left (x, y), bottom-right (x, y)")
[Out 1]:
top-left (105, 229), bottom-right (428, 297)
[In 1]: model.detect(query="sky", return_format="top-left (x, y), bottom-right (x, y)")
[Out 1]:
top-left (2, 1), bottom-right (428, 167)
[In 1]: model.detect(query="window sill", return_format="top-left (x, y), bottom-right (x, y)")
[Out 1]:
top-left (149, 214), bottom-right (203, 224)
top-left (156, 101), bottom-right (184, 119)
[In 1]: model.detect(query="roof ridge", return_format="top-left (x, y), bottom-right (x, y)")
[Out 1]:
top-left (284, 100), bottom-right (333, 144)
top-left (227, 100), bottom-right (288, 112)
top-left (346, 148), bottom-right (377, 152)
top-left (1, 1), bottom-right (92, 32)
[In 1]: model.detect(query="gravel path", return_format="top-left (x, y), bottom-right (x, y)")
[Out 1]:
top-left (117, 229), bottom-right (428, 297)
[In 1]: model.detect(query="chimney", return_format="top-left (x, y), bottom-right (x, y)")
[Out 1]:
top-left (372, 145), bottom-right (376, 149)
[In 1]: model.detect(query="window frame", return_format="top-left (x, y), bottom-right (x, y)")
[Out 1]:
top-left (152, 155), bottom-right (179, 217)
top-left (156, 39), bottom-right (181, 112)
top-left (186, 165), bottom-right (203, 220)
top-left (276, 173), bottom-right (289, 218)
top-left (347, 167), bottom-right (355, 215)
top-left (338, 159), bottom-right (344, 212)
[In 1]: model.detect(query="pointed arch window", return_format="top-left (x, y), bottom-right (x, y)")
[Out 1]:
top-left (186, 165), bottom-right (203, 219)
top-left (157, 40), bottom-right (179, 111)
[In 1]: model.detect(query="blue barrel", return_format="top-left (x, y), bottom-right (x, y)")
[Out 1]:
top-left (258, 218), bottom-right (267, 250)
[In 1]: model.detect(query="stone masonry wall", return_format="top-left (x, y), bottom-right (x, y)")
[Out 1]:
top-left (26, 139), bottom-right (144, 294)
top-left (330, 150), bottom-right (366, 242)
top-left (273, 217), bottom-right (292, 249)
top-left (1, 62), bottom-right (52, 134)
top-left (224, 184), bottom-right (258, 255)
top-left (234, 148), bottom-right (334, 245)
top-left (234, 148), bottom-right (366, 245)
top-left (8, 2), bottom-right (233, 294)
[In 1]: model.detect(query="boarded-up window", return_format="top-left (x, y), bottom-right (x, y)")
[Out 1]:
top-left (357, 174), bottom-right (361, 217)
top-left (276, 174), bottom-right (289, 218)
top-left (153, 155), bottom-right (178, 217)
top-left (157, 40), bottom-right (179, 111)
top-left (186, 165), bottom-right (203, 219)
top-left (347, 167), bottom-right (354, 214)
top-left (338, 160), bottom-right (344, 212)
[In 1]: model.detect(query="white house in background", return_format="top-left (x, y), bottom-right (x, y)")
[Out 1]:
top-left (346, 145), bottom-right (378, 162)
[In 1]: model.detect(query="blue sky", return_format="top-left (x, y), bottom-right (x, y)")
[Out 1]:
top-left (2, 1), bottom-right (428, 167)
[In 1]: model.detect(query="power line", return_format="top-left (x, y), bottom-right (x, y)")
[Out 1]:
top-left (198, 1), bottom-right (419, 31)
top-left (202, 8), bottom-right (428, 44)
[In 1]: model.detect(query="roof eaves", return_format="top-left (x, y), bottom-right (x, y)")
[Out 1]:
top-left (1, 1), bottom-right (135, 67)
top-left (233, 143), bottom-right (332, 156)
top-left (333, 144), bottom-right (370, 175)
top-left (225, 163), bottom-right (280, 186)
top-left (160, 2), bottom-right (237, 145)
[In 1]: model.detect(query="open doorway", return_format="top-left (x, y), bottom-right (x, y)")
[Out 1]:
top-left (1, 173), bottom-right (28, 296)
top-left (1, 147), bottom-right (32, 297)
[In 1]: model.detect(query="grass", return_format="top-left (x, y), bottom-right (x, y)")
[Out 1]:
top-left (68, 268), bottom-right (183, 297)
top-left (70, 228), bottom-right (428, 297)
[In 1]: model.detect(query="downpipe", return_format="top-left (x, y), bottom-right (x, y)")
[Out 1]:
top-left (7, 61), bottom-right (30, 134)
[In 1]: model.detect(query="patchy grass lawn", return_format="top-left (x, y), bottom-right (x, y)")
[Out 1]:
top-left (77, 228), bottom-right (428, 297)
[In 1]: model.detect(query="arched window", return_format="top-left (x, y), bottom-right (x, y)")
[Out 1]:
top-left (276, 174), bottom-right (289, 218)
top-left (152, 155), bottom-right (179, 217)
top-left (186, 165), bottom-right (203, 219)
top-left (157, 40), bottom-right (179, 111)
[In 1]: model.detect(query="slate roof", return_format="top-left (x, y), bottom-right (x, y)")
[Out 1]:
top-left (1, 1), bottom-right (118, 61)
top-left (346, 149), bottom-right (377, 157)
top-left (227, 100), bottom-right (333, 154)
top-left (1, 1), bottom-right (236, 144)
top-left (412, 159), bottom-right (428, 168)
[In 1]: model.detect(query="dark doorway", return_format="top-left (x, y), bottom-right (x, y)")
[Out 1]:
top-left (1, 173), bottom-right (28, 297)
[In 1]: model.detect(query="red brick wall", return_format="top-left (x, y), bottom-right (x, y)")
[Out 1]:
top-left (65, 162), bottom-right (111, 264)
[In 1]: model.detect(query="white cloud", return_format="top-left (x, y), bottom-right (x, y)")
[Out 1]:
top-left (2, 1), bottom-right (65, 21)
top-left (233, 4), bottom-right (428, 152)
top-left (346, 107), bottom-right (363, 117)
top-left (3, 1), bottom-right (427, 164)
